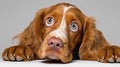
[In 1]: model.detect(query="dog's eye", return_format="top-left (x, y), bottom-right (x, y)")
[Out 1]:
top-left (69, 21), bottom-right (78, 32)
top-left (46, 17), bottom-right (54, 27)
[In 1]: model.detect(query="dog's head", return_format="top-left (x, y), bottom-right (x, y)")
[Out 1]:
top-left (16, 3), bottom-right (96, 63)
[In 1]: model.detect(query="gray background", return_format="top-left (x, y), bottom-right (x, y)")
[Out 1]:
top-left (0, 0), bottom-right (120, 59)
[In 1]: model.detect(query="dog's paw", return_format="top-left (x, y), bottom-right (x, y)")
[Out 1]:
top-left (2, 45), bottom-right (33, 61)
top-left (98, 46), bottom-right (120, 63)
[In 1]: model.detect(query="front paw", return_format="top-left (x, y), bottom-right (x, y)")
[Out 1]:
top-left (98, 46), bottom-right (120, 63)
top-left (2, 45), bottom-right (34, 61)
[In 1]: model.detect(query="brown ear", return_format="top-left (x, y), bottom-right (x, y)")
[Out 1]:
top-left (79, 16), bottom-right (109, 60)
top-left (80, 17), bottom-right (96, 50)
top-left (79, 17), bottom-right (98, 60)
top-left (14, 8), bottom-right (46, 47)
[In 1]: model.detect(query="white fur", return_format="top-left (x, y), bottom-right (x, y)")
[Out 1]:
top-left (49, 6), bottom-right (73, 41)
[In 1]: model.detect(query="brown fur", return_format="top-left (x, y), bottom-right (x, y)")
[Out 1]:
top-left (2, 3), bottom-right (120, 63)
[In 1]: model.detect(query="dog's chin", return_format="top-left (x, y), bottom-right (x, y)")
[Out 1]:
top-left (46, 50), bottom-right (60, 60)
top-left (47, 54), bottom-right (59, 60)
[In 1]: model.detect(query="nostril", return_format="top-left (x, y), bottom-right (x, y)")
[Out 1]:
top-left (56, 44), bottom-right (60, 47)
top-left (50, 42), bottom-right (53, 45)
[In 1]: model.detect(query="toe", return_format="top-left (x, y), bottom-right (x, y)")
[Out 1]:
top-left (16, 56), bottom-right (24, 61)
top-left (3, 53), bottom-right (9, 61)
top-left (9, 54), bottom-right (15, 61)
top-left (108, 57), bottom-right (114, 63)
top-left (116, 58), bottom-right (120, 63)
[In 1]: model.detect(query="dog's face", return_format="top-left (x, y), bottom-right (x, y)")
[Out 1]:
top-left (37, 3), bottom-right (86, 62)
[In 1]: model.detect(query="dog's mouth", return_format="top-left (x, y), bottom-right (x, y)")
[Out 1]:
top-left (46, 49), bottom-right (60, 60)
top-left (40, 48), bottom-right (65, 63)
top-left (37, 36), bottom-right (73, 63)
top-left (44, 45), bottom-right (72, 63)
top-left (38, 43), bottom-right (73, 63)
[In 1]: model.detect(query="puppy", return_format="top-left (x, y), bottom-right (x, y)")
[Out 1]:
top-left (2, 3), bottom-right (120, 63)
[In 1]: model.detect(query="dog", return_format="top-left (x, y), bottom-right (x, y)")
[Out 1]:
top-left (2, 3), bottom-right (120, 63)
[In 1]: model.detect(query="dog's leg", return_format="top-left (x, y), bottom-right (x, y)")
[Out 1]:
top-left (2, 45), bottom-right (34, 61)
top-left (97, 46), bottom-right (120, 63)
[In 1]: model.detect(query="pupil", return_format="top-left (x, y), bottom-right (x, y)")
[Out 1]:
top-left (73, 25), bottom-right (75, 27)
top-left (48, 18), bottom-right (52, 24)
top-left (70, 22), bottom-right (78, 32)
top-left (72, 24), bottom-right (76, 29)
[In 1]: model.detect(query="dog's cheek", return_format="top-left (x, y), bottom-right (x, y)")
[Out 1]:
top-left (59, 52), bottom-right (73, 63)
top-left (37, 40), bottom-right (49, 59)
top-left (58, 44), bottom-right (73, 63)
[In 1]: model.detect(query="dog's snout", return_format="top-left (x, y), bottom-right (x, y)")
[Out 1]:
top-left (48, 37), bottom-right (63, 49)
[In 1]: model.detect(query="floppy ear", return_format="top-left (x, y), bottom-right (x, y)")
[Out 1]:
top-left (14, 8), bottom-right (46, 47)
top-left (79, 17), bottom-right (98, 60)
top-left (79, 16), bottom-right (109, 60)
top-left (80, 17), bottom-right (96, 50)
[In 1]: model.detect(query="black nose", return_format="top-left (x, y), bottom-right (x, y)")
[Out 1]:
top-left (48, 37), bottom-right (63, 49)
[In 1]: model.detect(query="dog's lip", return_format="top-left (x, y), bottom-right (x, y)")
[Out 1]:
top-left (47, 53), bottom-right (58, 60)
top-left (47, 50), bottom-right (59, 60)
